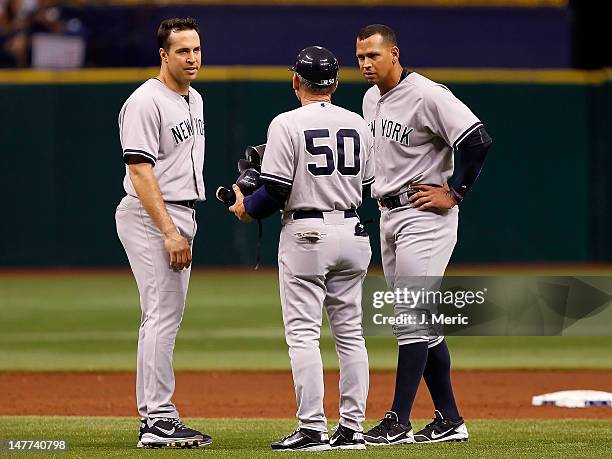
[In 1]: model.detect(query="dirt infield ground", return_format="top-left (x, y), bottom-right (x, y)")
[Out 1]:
top-left (1, 370), bottom-right (610, 419)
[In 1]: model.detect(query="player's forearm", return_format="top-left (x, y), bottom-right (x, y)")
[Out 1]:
top-left (128, 164), bottom-right (179, 237)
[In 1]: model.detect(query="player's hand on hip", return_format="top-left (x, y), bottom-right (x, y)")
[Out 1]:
top-left (409, 182), bottom-right (459, 211)
top-left (229, 184), bottom-right (254, 222)
top-left (164, 232), bottom-right (192, 270)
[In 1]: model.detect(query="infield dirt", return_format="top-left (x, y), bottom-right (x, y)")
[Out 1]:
top-left (1, 370), bottom-right (610, 419)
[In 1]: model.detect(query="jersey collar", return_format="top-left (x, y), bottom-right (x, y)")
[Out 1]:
top-left (152, 78), bottom-right (192, 103)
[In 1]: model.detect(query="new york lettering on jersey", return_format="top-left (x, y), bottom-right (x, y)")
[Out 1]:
top-left (171, 117), bottom-right (205, 145)
top-left (363, 71), bottom-right (480, 198)
top-left (369, 118), bottom-right (414, 146)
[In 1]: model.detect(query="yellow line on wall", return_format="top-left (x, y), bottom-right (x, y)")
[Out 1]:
top-left (0, 67), bottom-right (610, 85)
top-left (0, 68), bottom-right (159, 84)
top-left (412, 68), bottom-right (612, 85)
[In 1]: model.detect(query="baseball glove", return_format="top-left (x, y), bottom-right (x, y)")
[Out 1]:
top-left (216, 144), bottom-right (266, 207)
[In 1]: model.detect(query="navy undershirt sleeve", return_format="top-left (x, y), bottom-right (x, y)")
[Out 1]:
top-left (243, 181), bottom-right (290, 219)
top-left (449, 126), bottom-right (492, 197)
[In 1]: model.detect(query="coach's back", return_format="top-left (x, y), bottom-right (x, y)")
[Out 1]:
top-left (260, 101), bottom-right (375, 213)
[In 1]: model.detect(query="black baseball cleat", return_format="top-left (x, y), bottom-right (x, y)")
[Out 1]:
top-left (140, 417), bottom-right (212, 448)
top-left (137, 417), bottom-right (147, 448)
top-left (271, 427), bottom-right (331, 452)
top-left (330, 424), bottom-right (366, 450)
top-left (363, 411), bottom-right (414, 446)
top-left (413, 410), bottom-right (469, 443)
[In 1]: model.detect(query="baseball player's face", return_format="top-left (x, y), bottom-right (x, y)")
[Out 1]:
top-left (356, 34), bottom-right (397, 85)
top-left (163, 29), bottom-right (202, 84)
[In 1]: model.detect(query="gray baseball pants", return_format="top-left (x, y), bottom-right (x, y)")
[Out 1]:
top-left (278, 211), bottom-right (371, 432)
top-left (380, 206), bottom-right (458, 347)
top-left (115, 194), bottom-right (197, 419)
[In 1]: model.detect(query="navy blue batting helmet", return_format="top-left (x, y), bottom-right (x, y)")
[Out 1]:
top-left (290, 46), bottom-right (339, 87)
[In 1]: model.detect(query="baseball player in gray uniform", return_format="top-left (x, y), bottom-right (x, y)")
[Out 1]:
top-left (115, 18), bottom-right (211, 449)
top-left (229, 46), bottom-right (374, 451)
top-left (356, 25), bottom-right (492, 445)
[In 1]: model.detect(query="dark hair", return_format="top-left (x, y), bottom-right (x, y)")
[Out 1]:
top-left (357, 24), bottom-right (397, 46)
top-left (157, 17), bottom-right (200, 50)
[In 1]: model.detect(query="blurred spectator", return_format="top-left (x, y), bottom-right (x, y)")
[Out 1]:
top-left (0, 0), bottom-right (72, 67)
top-left (30, 0), bottom-right (65, 35)
top-left (1, 0), bottom-right (31, 67)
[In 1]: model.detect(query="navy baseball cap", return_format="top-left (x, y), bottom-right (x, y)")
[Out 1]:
top-left (290, 46), bottom-right (339, 87)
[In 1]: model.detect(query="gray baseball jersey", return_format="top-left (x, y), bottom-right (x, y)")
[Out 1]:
top-left (119, 78), bottom-right (206, 201)
top-left (260, 102), bottom-right (375, 211)
top-left (266, 101), bottom-right (372, 433)
top-left (362, 72), bottom-right (481, 199)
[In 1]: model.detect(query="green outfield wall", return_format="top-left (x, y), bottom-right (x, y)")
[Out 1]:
top-left (0, 68), bottom-right (609, 266)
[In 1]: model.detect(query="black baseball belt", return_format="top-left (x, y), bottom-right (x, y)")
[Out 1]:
top-left (378, 184), bottom-right (440, 210)
top-left (165, 200), bottom-right (197, 209)
top-left (293, 209), bottom-right (358, 219)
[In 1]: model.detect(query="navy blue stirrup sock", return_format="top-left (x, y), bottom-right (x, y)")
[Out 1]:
top-left (423, 339), bottom-right (461, 421)
top-left (390, 342), bottom-right (428, 425)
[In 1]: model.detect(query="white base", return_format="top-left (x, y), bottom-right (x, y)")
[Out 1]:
top-left (532, 390), bottom-right (612, 408)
